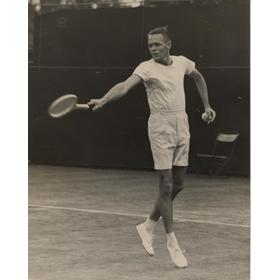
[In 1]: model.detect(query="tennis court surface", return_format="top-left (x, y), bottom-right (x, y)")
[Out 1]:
top-left (29, 165), bottom-right (250, 280)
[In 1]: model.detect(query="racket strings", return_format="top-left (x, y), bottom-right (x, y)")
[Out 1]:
top-left (48, 94), bottom-right (77, 118)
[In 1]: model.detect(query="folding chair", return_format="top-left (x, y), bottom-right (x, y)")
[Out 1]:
top-left (196, 132), bottom-right (240, 175)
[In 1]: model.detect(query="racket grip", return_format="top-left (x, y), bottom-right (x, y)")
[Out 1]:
top-left (75, 104), bottom-right (90, 110)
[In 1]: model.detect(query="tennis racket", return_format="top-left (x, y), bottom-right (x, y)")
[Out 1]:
top-left (48, 94), bottom-right (90, 118)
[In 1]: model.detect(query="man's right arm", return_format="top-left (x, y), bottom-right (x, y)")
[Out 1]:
top-left (88, 74), bottom-right (142, 111)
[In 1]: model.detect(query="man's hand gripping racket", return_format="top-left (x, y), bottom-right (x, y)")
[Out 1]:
top-left (87, 98), bottom-right (104, 112)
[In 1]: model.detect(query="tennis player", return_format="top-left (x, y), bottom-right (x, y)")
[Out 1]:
top-left (88, 26), bottom-right (216, 268)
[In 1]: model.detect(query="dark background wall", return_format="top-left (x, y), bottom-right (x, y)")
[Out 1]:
top-left (29, 1), bottom-right (250, 175)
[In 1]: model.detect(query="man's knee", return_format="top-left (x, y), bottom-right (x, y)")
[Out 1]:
top-left (159, 181), bottom-right (173, 197)
top-left (158, 170), bottom-right (173, 198)
top-left (172, 166), bottom-right (187, 193)
top-left (173, 182), bottom-right (184, 193)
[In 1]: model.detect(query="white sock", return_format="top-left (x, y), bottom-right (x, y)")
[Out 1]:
top-left (166, 232), bottom-right (179, 248)
top-left (143, 217), bottom-right (157, 233)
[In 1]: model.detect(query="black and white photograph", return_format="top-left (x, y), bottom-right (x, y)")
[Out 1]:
top-left (26, 0), bottom-right (253, 279)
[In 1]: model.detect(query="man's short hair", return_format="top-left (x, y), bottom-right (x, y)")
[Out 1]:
top-left (148, 26), bottom-right (171, 41)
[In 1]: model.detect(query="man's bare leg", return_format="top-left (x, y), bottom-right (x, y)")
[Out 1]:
top-left (149, 166), bottom-right (187, 222)
top-left (153, 169), bottom-right (174, 233)
top-left (137, 167), bottom-right (188, 268)
top-left (146, 167), bottom-right (187, 268)
top-left (136, 169), bottom-right (173, 255)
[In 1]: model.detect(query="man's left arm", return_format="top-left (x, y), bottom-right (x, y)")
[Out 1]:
top-left (189, 68), bottom-right (216, 123)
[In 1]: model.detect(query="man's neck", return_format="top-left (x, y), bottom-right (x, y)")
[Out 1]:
top-left (156, 55), bottom-right (173, 66)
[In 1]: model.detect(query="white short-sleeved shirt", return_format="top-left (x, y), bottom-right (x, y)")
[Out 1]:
top-left (133, 55), bottom-right (195, 113)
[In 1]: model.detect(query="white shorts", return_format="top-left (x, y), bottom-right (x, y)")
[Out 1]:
top-left (148, 110), bottom-right (191, 170)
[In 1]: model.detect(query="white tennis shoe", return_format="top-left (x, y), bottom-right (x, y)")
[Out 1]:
top-left (167, 242), bottom-right (188, 268)
top-left (136, 223), bottom-right (155, 256)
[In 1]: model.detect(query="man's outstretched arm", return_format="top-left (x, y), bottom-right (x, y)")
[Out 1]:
top-left (88, 75), bottom-right (142, 111)
top-left (189, 68), bottom-right (216, 123)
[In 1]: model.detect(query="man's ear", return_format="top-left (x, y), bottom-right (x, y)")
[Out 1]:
top-left (167, 40), bottom-right (172, 50)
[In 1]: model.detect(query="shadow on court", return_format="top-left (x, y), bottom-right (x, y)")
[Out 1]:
top-left (29, 165), bottom-right (250, 280)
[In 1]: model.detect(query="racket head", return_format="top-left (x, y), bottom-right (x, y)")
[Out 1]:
top-left (48, 94), bottom-right (78, 118)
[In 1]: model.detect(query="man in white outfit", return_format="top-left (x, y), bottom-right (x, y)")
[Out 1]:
top-left (88, 26), bottom-right (216, 268)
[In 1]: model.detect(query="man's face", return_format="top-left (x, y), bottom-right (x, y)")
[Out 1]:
top-left (148, 34), bottom-right (171, 63)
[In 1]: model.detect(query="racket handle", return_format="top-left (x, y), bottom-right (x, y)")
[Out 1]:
top-left (75, 104), bottom-right (90, 110)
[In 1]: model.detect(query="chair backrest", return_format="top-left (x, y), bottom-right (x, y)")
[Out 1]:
top-left (213, 132), bottom-right (240, 157)
top-left (216, 133), bottom-right (240, 143)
